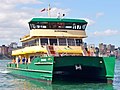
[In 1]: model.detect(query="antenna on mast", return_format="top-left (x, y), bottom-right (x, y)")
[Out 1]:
top-left (48, 4), bottom-right (51, 17)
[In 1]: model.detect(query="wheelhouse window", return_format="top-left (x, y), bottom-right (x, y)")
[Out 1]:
top-left (82, 24), bottom-right (87, 30)
top-left (67, 39), bottom-right (75, 46)
top-left (59, 38), bottom-right (66, 46)
top-left (49, 39), bottom-right (57, 45)
top-left (76, 39), bottom-right (83, 46)
top-left (29, 22), bottom-right (87, 30)
top-left (41, 38), bottom-right (48, 45)
top-left (29, 22), bottom-right (48, 29)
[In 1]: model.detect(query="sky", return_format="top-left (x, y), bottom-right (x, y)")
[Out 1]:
top-left (0, 0), bottom-right (120, 47)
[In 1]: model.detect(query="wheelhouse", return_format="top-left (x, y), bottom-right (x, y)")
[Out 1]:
top-left (29, 18), bottom-right (87, 30)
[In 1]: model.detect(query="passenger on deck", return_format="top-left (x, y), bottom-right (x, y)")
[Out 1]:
top-left (12, 59), bottom-right (16, 63)
top-left (22, 57), bottom-right (25, 64)
top-left (18, 57), bottom-right (20, 63)
top-left (25, 58), bottom-right (28, 64)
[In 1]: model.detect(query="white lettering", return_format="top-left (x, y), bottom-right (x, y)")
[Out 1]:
top-left (41, 59), bottom-right (46, 61)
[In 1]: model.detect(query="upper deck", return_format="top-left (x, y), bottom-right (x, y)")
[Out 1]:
top-left (29, 18), bottom-right (87, 30)
top-left (20, 18), bottom-right (88, 42)
top-left (30, 18), bottom-right (87, 23)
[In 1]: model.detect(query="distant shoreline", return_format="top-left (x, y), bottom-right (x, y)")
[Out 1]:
top-left (0, 59), bottom-right (11, 60)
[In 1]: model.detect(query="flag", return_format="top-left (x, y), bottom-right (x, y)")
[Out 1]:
top-left (41, 8), bottom-right (46, 12)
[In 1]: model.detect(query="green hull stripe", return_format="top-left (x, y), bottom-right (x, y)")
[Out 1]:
top-left (7, 67), bottom-right (52, 73)
top-left (34, 62), bottom-right (53, 65)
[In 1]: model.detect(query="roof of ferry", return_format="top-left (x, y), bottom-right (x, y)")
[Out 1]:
top-left (29, 18), bottom-right (87, 23)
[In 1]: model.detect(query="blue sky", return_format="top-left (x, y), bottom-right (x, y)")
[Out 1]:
top-left (0, 0), bottom-right (120, 47)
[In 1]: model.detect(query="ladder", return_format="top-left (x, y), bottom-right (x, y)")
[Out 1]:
top-left (46, 45), bottom-right (57, 56)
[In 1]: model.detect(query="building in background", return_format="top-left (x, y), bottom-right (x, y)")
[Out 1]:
top-left (9, 42), bottom-right (18, 48)
top-left (0, 45), bottom-right (8, 55)
top-left (99, 43), bottom-right (116, 56)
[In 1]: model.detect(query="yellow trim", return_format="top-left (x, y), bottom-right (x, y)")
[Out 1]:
top-left (12, 46), bottom-right (83, 56)
top-left (20, 29), bottom-right (87, 42)
top-left (57, 49), bottom-right (83, 54)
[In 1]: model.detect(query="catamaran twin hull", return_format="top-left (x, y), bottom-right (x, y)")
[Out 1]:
top-left (7, 56), bottom-right (115, 83)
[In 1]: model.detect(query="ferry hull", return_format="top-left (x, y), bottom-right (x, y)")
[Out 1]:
top-left (7, 56), bottom-right (115, 83)
top-left (53, 56), bottom-right (115, 83)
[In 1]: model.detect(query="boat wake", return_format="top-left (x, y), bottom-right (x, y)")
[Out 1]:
top-left (0, 70), bottom-right (10, 74)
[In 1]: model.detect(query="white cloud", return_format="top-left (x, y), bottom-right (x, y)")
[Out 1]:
top-left (93, 29), bottom-right (119, 36)
top-left (0, 0), bottom-right (71, 45)
top-left (80, 18), bottom-right (95, 26)
top-left (0, 0), bottom-right (43, 45)
top-left (96, 12), bottom-right (104, 18)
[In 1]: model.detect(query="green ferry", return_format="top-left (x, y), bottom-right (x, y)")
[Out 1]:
top-left (7, 17), bottom-right (115, 83)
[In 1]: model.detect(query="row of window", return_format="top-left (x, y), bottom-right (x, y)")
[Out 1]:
top-left (22, 38), bottom-right (83, 47)
top-left (29, 22), bottom-right (87, 30)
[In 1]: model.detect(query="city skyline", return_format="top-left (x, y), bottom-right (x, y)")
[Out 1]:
top-left (0, 0), bottom-right (120, 47)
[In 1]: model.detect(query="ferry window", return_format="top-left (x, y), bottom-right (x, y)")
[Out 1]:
top-left (65, 26), bottom-right (72, 29)
top-left (29, 22), bottom-right (48, 29)
top-left (42, 25), bottom-right (47, 28)
top-left (32, 24), bottom-right (36, 29)
top-left (35, 39), bottom-right (39, 46)
top-left (49, 39), bottom-right (57, 45)
top-left (67, 39), bottom-right (75, 46)
top-left (72, 23), bottom-right (83, 30)
top-left (57, 23), bottom-right (65, 29)
top-left (29, 22), bottom-right (87, 30)
top-left (41, 38), bottom-right (48, 45)
top-left (22, 42), bottom-right (28, 47)
top-left (36, 25), bottom-right (41, 29)
top-left (77, 25), bottom-right (81, 29)
top-left (82, 24), bottom-right (87, 30)
top-left (76, 39), bottom-right (83, 46)
top-left (29, 24), bottom-right (32, 29)
top-left (73, 23), bottom-right (76, 29)
top-left (59, 38), bottom-right (66, 46)
top-left (49, 22), bottom-right (57, 29)
top-left (28, 40), bottom-right (35, 46)
top-left (65, 23), bottom-right (72, 29)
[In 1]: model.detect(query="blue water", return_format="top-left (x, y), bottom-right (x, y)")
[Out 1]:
top-left (0, 60), bottom-right (120, 90)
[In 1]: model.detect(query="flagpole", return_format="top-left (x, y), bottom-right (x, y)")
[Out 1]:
top-left (48, 4), bottom-right (51, 17)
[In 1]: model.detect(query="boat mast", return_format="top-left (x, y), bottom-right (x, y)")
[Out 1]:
top-left (48, 4), bottom-right (51, 17)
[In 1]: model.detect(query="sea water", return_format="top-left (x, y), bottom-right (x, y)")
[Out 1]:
top-left (0, 60), bottom-right (120, 90)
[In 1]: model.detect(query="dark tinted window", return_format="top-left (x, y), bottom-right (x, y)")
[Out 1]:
top-left (59, 38), bottom-right (66, 46)
top-left (76, 39), bottom-right (82, 46)
top-left (41, 38), bottom-right (48, 45)
top-left (29, 22), bottom-right (87, 30)
top-left (49, 39), bottom-right (57, 45)
top-left (67, 39), bottom-right (75, 46)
